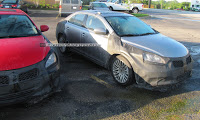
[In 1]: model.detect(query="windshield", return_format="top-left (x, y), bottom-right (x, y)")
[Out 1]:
top-left (2, 0), bottom-right (17, 4)
top-left (0, 15), bottom-right (40, 38)
top-left (105, 16), bottom-right (156, 37)
top-left (93, 3), bottom-right (108, 8)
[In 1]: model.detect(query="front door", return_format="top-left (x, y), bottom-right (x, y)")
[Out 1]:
top-left (80, 15), bottom-right (110, 65)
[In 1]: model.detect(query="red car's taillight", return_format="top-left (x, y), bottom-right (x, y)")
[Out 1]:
top-left (0, 4), bottom-right (3, 7)
top-left (142, 4), bottom-right (144, 8)
top-left (11, 4), bottom-right (17, 7)
top-left (80, 6), bottom-right (82, 9)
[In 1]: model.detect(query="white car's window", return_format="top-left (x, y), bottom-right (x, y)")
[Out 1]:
top-left (85, 16), bottom-right (106, 30)
top-left (93, 3), bottom-right (108, 8)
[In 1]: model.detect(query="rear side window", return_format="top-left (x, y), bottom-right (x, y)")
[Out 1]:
top-left (63, 0), bottom-right (70, 4)
top-left (69, 14), bottom-right (85, 27)
top-left (85, 15), bottom-right (106, 30)
top-left (71, 0), bottom-right (78, 4)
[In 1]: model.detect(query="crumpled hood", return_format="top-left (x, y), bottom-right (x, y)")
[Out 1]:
top-left (121, 33), bottom-right (188, 58)
top-left (0, 35), bottom-right (50, 71)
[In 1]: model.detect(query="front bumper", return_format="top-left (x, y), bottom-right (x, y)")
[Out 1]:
top-left (0, 50), bottom-right (60, 106)
top-left (132, 54), bottom-right (193, 87)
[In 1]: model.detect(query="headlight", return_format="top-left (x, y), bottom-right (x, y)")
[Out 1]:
top-left (143, 53), bottom-right (166, 64)
top-left (45, 52), bottom-right (57, 68)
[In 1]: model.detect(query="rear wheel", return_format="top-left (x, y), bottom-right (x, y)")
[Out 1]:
top-left (111, 55), bottom-right (134, 86)
top-left (132, 8), bottom-right (139, 13)
top-left (58, 35), bottom-right (69, 54)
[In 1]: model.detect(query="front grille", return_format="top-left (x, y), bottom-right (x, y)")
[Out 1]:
top-left (0, 76), bottom-right (9, 85)
top-left (173, 61), bottom-right (184, 68)
top-left (18, 69), bottom-right (39, 81)
top-left (186, 56), bottom-right (192, 64)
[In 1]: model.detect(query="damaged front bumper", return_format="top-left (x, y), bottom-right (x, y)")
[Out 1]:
top-left (133, 54), bottom-right (193, 87)
top-left (0, 51), bottom-right (60, 106)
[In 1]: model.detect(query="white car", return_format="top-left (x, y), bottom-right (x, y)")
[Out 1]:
top-left (103, 0), bottom-right (143, 13)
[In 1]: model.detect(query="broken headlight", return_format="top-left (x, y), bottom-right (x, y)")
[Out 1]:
top-left (143, 53), bottom-right (166, 64)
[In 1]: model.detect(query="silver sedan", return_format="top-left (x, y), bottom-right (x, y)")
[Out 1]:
top-left (56, 10), bottom-right (193, 87)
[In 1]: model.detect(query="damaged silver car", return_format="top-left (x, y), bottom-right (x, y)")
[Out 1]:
top-left (56, 10), bottom-right (193, 87)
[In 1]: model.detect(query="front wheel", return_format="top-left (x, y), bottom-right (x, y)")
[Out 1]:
top-left (111, 55), bottom-right (134, 86)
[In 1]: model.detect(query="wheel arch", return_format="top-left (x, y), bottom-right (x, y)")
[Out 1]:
top-left (108, 52), bottom-right (135, 72)
top-left (132, 7), bottom-right (139, 10)
top-left (57, 32), bottom-right (66, 42)
top-left (109, 6), bottom-right (113, 10)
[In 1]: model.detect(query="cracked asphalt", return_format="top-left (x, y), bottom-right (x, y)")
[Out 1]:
top-left (0, 9), bottom-right (200, 120)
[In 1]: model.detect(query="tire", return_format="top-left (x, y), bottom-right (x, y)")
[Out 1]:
top-left (109, 6), bottom-right (113, 11)
top-left (58, 35), bottom-right (69, 54)
top-left (111, 55), bottom-right (134, 86)
top-left (132, 8), bottom-right (139, 13)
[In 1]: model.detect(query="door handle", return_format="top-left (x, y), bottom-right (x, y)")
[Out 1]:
top-left (66, 27), bottom-right (69, 30)
top-left (82, 33), bottom-right (85, 37)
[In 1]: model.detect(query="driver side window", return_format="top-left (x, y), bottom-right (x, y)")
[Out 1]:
top-left (85, 15), bottom-right (106, 31)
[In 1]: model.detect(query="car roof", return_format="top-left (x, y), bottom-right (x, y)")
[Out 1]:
top-left (0, 8), bottom-right (25, 15)
top-left (77, 10), bottom-right (133, 17)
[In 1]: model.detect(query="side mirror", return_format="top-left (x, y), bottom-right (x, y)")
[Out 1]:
top-left (40, 25), bottom-right (49, 32)
top-left (94, 28), bottom-right (107, 35)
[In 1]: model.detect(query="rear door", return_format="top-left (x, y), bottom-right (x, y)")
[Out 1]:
top-left (65, 14), bottom-right (86, 51)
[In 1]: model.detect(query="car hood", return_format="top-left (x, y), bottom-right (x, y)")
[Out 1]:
top-left (0, 35), bottom-right (50, 71)
top-left (121, 33), bottom-right (188, 58)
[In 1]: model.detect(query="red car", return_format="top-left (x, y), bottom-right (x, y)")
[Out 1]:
top-left (0, 9), bottom-right (60, 106)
